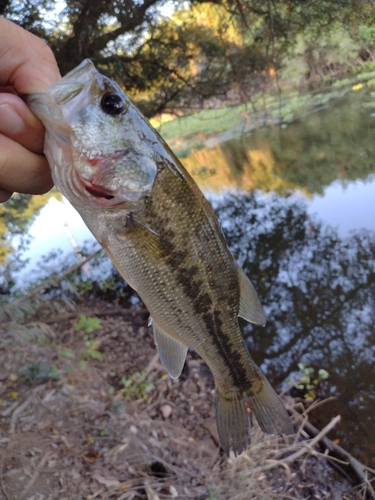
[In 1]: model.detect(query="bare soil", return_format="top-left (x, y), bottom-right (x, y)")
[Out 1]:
top-left (0, 298), bottom-right (365, 499)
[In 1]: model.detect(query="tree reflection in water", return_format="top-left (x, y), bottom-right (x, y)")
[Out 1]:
top-left (214, 191), bottom-right (375, 464)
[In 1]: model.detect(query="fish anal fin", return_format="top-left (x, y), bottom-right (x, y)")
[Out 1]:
top-left (151, 319), bottom-right (188, 379)
top-left (237, 264), bottom-right (266, 327)
top-left (215, 387), bottom-right (251, 457)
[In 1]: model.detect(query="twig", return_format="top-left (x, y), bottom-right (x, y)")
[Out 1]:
top-left (280, 416), bottom-right (341, 463)
top-left (0, 452), bottom-right (11, 500)
top-left (301, 396), bottom-right (338, 415)
top-left (147, 453), bottom-right (197, 478)
top-left (0, 399), bottom-right (20, 418)
top-left (9, 386), bottom-right (44, 434)
top-left (21, 451), bottom-right (51, 497)
top-left (115, 353), bottom-right (160, 400)
top-left (135, 353), bottom-right (160, 385)
top-left (42, 306), bottom-right (139, 324)
top-left (242, 415), bottom-right (341, 478)
top-left (289, 406), bottom-right (375, 498)
top-left (6, 250), bottom-right (100, 311)
top-left (293, 414), bottom-right (309, 444)
top-left (140, 390), bottom-right (164, 414)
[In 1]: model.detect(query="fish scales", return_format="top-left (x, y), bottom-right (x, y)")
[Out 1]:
top-left (26, 59), bottom-right (293, 456)
top-left (98, 159), bottom-right (252, 391)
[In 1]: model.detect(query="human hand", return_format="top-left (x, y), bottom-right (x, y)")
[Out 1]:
top-left (0, 17), bottom-right (60, 202)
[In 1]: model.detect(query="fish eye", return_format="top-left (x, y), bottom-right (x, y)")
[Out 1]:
top-left (101, 93), bottom-right (126, 115)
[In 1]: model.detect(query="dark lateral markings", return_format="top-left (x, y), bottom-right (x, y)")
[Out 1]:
top-left (201, 310), bottom-right (250, 391)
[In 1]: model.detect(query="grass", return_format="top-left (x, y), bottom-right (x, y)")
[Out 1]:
top-left (156, 104), bottom-right (251, 141)
top-left (153, 67), bottom-right (375, 148)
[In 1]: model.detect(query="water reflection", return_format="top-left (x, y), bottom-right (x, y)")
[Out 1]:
top-left (213, 192), bottom-right (375, 464)
top-left (182, 90), bottom-right (375, 195)
top-left (181, 90), bottom-right (375, 464)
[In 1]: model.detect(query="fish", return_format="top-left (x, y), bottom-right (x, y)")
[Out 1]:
top-left (26, 59), bottom-right (293, 456)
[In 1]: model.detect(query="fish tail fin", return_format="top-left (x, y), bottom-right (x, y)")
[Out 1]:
top-left (215, 385), bottom-right (251, 457)
top-left (215, 376), bottom-right (293, 456)
top-left (246, 375), bottom-right (294, 437)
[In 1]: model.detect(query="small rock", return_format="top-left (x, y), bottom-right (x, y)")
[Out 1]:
top-left (160, 404), bottom-right (172, 419)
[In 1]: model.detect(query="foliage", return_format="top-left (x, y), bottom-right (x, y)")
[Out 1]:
top-left (73, 315), bottom-right (103, 361)
top-left (288, 362), bottom-right (329, 400)
top-left (0, 320), bottom-right (56, 347)
top-left (81, 339), bottom-right (103, 361)
top-left (2, 0), bottom-right (373, 115)
top-left (121, 370), bottom-right (154, 399)
top-left (281, 25), bottom-right (361, 83)
top-left (74, 315), bottom-right (102, 334)
top-left (21, 361), bottom-right (60, 385)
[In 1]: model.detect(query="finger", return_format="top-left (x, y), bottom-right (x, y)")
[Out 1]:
top-left (0, 134), bottom-right (53, 195)
top-left (0, 188), bottom-right (13, 203)
top-left (0, 93), bottom-right (45, 153)
top-left (0, 18), bottom-right (60, 93)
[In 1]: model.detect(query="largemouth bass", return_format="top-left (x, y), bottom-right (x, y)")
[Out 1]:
top-left (27, 60), bottom-right (293, 455)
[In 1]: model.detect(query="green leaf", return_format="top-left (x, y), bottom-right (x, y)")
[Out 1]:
top-left (87, 350), bottom-right (102, 360)
top-left (74, 315), bottom-right (102, 334)
top-left (144, 382), bottom-right (154, 393)
top-left (318, 369), bottom-right (329, 380)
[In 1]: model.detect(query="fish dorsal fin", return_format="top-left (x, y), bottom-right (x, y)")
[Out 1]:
top-left (237, 264), bottom-right (266, 327)
top-left (151, 319), bottom-right (188, 379)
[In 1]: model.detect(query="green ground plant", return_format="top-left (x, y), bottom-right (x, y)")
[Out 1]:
top-left (289, 363), bottom-right (329, 400)
top-left (21, 361), bottom-right (60, 385)
top-left (74, 315), bottom-right (102, 335)
top-left (121, 370), bottom-right (154, 400)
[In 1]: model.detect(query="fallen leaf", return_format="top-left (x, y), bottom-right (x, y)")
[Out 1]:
top-left (93, 474), bottom-right (121, 489)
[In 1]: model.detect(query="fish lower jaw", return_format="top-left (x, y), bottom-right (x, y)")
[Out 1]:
top-left (79, 179), bottom-right (144, 208)
top-left (85, 184), bottom-right (116, 201)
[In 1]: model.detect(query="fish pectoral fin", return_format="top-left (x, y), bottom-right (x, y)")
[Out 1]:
top-left (151, 319), bottom-right (188, 379)
top-left (118, 214), bottom-right (167, 251)
top-left (237, 263), bottom-right (266, 326)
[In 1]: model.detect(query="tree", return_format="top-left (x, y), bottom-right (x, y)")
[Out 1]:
top-left (1, 0), bottom-right (371, 116)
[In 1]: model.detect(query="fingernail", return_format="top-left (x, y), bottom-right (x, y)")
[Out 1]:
top-left (0, 104), bottom-right (24, 136)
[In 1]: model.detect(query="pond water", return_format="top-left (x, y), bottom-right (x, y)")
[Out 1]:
top-left (8, 86), bottom-right (375, 464)
top-left (180, 88), bottom-right (375, 464)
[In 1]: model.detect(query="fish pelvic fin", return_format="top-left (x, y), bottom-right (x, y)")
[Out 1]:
top-left (237, 264), bottom-right (266, 327)
top-left (246, 375), bottom-right (294, 436)
top-left (215, 387), bottom-right (251, 457)
top-left (150, 318), bottom-right (188, 379)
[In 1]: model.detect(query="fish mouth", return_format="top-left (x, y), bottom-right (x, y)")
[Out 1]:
top-left (84, 182), bottom-right (115, 201)
top-left (79, 177), bottom-right (145, 208)
top-left (80, 151), bottom-right (128, 205)
top-left (78, 149), bottom-right (149, 207)
top-left (85, 150), bottom-right (127, 167)
top-left (80, 179), bottom-right (122, 207)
